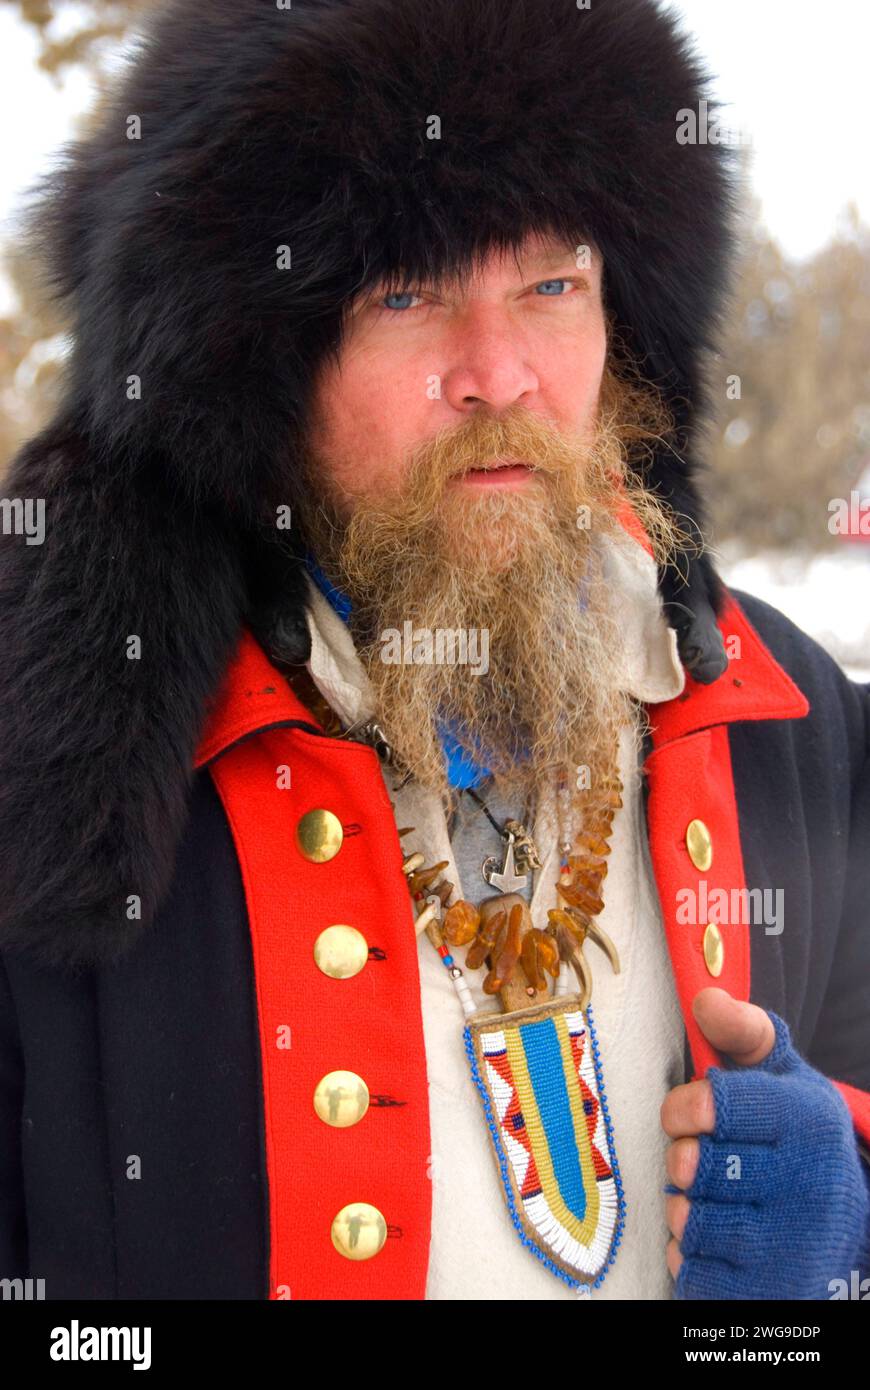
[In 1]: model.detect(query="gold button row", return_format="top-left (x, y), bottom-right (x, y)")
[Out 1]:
top-left (312, 1060), bottom-right (383, 1262)
top-left (300, 809), bottom-right (370, 978)
top-left (298, 813), bottom-right (385, 1259)
top-left (684, 819), bottom-right (723, 977)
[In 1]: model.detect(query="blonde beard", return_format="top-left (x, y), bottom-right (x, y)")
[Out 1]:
top-left (298, 366), bottom-right (685, 833)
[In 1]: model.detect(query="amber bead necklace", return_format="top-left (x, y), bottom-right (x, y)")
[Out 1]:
top-left (280, 656), bottom-right (623, 1010)
top-left (400, 745), bottom-right (624, 1014)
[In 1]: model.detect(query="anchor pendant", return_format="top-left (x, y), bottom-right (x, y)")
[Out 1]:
top-left (482, 831), bottom-right (529, 894)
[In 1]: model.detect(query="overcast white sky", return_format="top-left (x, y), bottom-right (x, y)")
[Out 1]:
top-left (662, 0), bottom-right (870, 257)
top-left (0, 0), bottom-right (868, 297)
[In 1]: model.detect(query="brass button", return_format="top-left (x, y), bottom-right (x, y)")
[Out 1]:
top-left (331, 1202), bottom-right (387, 1261)
top-left (314, 1070), bottom-right (370, 1128)
top-left (296, 809), bottom-right (344, 863)
top-left (314, 925), bottom-right (369, 980)
top-left (702, 923), bottom-right (724, 977)
top-left (686, 818), bottom-right (713, 872)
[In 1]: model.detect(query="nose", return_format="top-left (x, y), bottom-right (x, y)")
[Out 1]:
top-left (440, 306), bottom-right (540, 414)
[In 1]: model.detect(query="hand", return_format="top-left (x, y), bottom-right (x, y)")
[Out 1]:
top-left (660, 987), bottom-right (870, 1300)
top-left (661, 988), bottom-right (774, 1283)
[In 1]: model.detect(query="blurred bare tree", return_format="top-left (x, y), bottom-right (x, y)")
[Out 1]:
top-left (2, 0), bottom-right (147, 76)
top-left (0, 0), bottom-right (152, 467)
top-left (709, 200), bottom-right (870, 551)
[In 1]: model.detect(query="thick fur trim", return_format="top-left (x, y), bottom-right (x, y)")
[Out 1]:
top-left (2, 0), bottom-right (739, 965)
top-left (0, 411), bottom-right (252, 967)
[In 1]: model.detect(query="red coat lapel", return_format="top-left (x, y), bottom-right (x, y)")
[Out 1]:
top-left (195, 632), bottom-right (432, 1299)
top-left (643, 596), bottom-right (870, 1149)
top-left (644, 594), bottom-right (810, 1082)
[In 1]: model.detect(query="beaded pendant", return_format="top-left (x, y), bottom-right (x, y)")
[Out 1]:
top-left (463, 994), bottom-right (623, 1290)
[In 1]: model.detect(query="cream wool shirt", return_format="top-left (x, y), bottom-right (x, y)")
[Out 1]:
top-left (301, 533), bottom-right (688, 1300)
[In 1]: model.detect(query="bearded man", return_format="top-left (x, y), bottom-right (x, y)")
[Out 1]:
top-left (0, 0), bottom-right (868, 1304)
top-left (296, 256), bottom-right (679, 815)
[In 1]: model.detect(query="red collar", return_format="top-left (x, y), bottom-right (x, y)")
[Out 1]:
top-left (194, 639), bottom-right (321, 769)
top-left (647, 592), bottom-right (809, 745)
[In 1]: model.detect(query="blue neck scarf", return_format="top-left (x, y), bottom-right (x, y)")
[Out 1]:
top-left (304, 551), bottom-right (493, 789)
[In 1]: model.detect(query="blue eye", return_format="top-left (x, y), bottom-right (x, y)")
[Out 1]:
top-left (381, 291), bottom-right (422, 311)
top-left (536, 279), bottom-right (573, 296)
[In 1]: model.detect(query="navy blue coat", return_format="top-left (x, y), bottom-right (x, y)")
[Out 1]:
top-left (1, 591), bottom-right (868, 1298)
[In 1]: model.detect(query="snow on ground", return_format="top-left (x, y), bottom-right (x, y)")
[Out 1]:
top-left (718, 543), bottom-right (870, 683)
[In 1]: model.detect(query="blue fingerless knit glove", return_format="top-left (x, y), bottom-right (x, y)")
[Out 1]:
top-left (669, 1010), bottom-right (870, 1300)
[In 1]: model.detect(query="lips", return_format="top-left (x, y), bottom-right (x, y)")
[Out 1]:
top-left (450, 460), bottom-right (537, 489)
top-left (464, 461), bottom-right (530, 478)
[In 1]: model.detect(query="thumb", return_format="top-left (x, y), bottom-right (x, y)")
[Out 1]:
top-left (692, 987), bottom-right (783, 1068)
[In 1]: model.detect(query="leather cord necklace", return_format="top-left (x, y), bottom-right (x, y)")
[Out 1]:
top-left (449, 782), bottom-right (541, 898)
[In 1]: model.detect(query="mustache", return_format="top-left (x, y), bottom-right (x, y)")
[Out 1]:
top-left (404, 404), bottom-right (583, 487)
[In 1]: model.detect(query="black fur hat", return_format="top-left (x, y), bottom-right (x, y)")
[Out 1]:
top-left (1, 0), bottom-right (740, 966)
